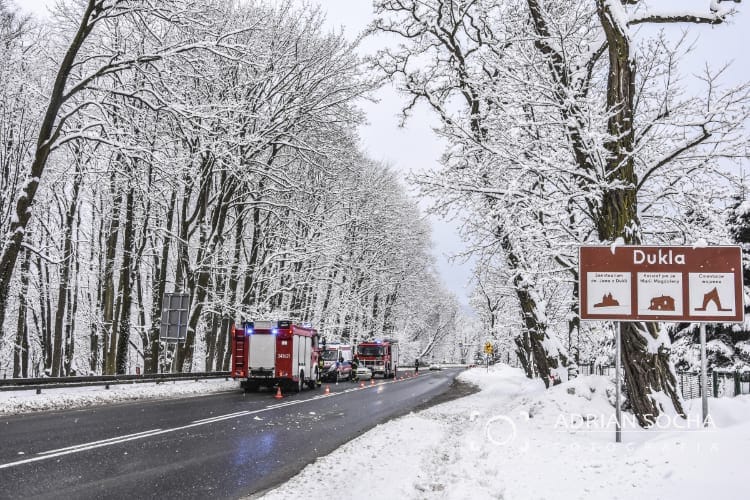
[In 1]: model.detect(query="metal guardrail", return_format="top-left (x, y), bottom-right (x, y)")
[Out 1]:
top-left (0, 371), bottom-right (231, 393)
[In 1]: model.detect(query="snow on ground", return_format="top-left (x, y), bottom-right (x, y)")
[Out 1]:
top-left (3, 368), bottom-right (749, 499)
top-left (0, 378), bottom-right (237, 415)
top-left (260, 365), bottom-right (750, 500)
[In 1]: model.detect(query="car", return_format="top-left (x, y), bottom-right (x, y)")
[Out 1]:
top-left (355, 365), bottom-right (373, 380)
top-left (322, 361), bottom-right (352, 382)
top-left (429, 364), bottom-right (442, 371)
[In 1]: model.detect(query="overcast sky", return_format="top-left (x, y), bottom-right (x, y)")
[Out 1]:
top-left (14, 0), bottom-right (750, 312)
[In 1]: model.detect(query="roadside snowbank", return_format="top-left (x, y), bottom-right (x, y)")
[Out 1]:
top-left (0, 378), bottom-right (237, 415)
top-left (261, 365), bottom-right (750, 500)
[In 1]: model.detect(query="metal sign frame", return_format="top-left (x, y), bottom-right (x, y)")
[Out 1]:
top-left (159, 292), bottom-right (190, 343)
top-left (579, 245), bottom-right (744, 323)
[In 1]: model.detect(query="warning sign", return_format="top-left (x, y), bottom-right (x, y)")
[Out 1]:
top-left (579, 246), bottom-right (743, 323)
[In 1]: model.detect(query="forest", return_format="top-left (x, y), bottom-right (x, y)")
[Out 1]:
top-left (0, 0), bottom-right (463, 380)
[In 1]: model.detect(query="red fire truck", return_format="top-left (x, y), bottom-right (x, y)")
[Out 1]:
top-left (231, 320), bottom-right (321, 392)
top-left (356, 338), bottom-right (399, 378)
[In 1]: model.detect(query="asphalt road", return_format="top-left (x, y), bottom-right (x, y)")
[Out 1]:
top-left (0, 368), bottom-right (464, 499)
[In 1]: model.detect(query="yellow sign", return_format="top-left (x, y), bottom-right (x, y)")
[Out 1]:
top-left (484, 342), bottom-right (493, 354)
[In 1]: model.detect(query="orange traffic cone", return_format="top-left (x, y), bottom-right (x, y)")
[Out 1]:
top-left (325, 385), bottom-right (331, 395)
top-left (359, 381), bottom-right (365, 388)
top-left (370, 378), bottom-right (375, 386)
top-left (274, 386), bottom-right (283, 399)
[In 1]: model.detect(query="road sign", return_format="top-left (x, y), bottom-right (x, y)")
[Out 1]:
top-left (484, 342), bottom-right (493, 354)
top-left (159, 292), bottom-right (190, 342)
top-left (579, 245), bottom-right (744, 323)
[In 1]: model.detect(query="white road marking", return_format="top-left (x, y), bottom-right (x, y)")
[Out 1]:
top-left (191, 410), bottom-right (250, 424)
top-left (36, 429), bottom-right (163, 455)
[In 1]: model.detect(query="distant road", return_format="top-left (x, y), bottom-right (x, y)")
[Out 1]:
top-left (0, 368), bottom-right (464, 499)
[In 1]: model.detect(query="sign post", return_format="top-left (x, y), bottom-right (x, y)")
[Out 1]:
top-left (700, 323), bottom-right (708, 426)
top-left (579, 245), bottom-right (743, 442)
top-left (484, 342), bottom-right (493, 372)
top-left (615, 323), bottom-right (622, 443)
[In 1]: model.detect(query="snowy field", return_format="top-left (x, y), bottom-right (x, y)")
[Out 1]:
top-left (260, 366), bottom-right (750, 500)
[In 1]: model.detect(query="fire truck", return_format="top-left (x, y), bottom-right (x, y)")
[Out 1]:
top-left (231, 320), bottom-right (321, 392)
top-left (356, 338), bottom-right (399, 378)
top-left (319, 343), bottom-right (353, 382)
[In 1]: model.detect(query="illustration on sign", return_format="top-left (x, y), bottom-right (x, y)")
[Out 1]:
top-left (689, 273), bottom-right (735, 317)
top-left (637, 272), bottom-right (682, 317)
top-left (649, 295), bottom-right (675, 311)
top-left (594, 293), bottom-right (620, 307)
top-left (586, 272), bottom-right (631, 315)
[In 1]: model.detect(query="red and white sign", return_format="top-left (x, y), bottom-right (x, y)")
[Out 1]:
top-left (579, 245), bottom-right (744, 323)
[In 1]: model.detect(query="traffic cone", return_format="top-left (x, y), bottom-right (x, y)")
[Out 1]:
top-left (325, 385), bottom-right (331, 395)
top-left (359, 381), bottom-right (365, 388)
top-left (274, 386), bottom-right (283, 399)
top-left (370, 378), bottom-right (375, 386)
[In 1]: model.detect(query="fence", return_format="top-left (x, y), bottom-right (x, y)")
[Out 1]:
top-left (0, 371), bottom-right (230, 393)
top-left (677, 372), bottom-right (702, 400)
top-left (575, 364), bottom-right (750, 399)
top-left (577, 363), bottom-right (615, 377)
top-left (676, 370), bottom-right (750, 399)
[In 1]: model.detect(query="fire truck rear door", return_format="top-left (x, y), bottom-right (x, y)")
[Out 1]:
top-left (248, 334), bottom-right (275, 371)
top-left (292, 335), bottom-right (300, 375)
top-left (300, 336), bottom-right (311, 373)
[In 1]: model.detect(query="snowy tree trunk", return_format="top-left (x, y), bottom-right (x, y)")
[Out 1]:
top-left (115, 185), bottom-right (135, 375)
top-left (64, 246), bottom-right (81, 376)
top-left (37, 250), bottom-right (53, 373)
top-left (218, 204), bottom-right (246, 372)
top-left (596, 0), bottom-right (684, 424)
top-left (51, 158), bottom-right (82, 376)
top-left (176, 170), bottom-right (234, 372)
top-left (12, 249), bottom-right (31, 378)
top-left (101, 183), bottom-right (122, 375)
top-left (147, 189), bottom-right (178, 373)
